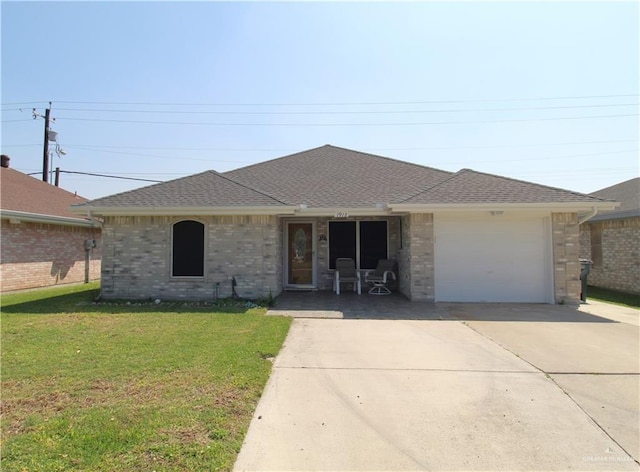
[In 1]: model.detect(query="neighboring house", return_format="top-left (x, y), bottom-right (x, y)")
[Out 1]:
top-left (0, 156), bottom-right (101, 292)
top-left (579, 177), bottom-right (639, 295)
top-left (72, 145), bottom-right (616, 304)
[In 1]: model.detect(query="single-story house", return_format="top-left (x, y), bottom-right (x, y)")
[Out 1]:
top-left (72, 145), bottom-right (617, 304)
top-left (579, 177), bottom-right (639, 295)
top-left (0, 155), bottom-right (101, 292)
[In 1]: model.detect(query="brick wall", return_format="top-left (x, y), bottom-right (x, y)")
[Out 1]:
top-left (100, 215), bottom-right (280, 300)
top-left (0, 218), bottom-right (101, 292)
top-left (397, 213), bottom-right (434, 302)
top-left (100, 215), bottom-right (402, 300)
top-left (579, 217), bottom-right (640, 294)
top-left (551, 212), bottom-right (581, 304)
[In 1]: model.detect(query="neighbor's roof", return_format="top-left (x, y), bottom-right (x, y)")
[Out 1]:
top-left (0, 166), bottom-right (93, 225)
top-left (587, 177), bottom-right (639, 221)
top-left (400, 169), bottom-right (610, 205)
top-left (75, 145), bottom-right (617, 215)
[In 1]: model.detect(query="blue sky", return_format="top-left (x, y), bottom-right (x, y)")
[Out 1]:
top-left (2, 1), bottom-right (638, 200)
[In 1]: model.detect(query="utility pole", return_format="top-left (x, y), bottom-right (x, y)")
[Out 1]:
top-left (42, 106), bottom-right (51, 182)
top-left (33, 102), bottom-right (54, 183)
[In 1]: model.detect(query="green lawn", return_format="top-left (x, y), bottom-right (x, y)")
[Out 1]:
top-left (587, 285), bottom-right (640, 309)
top-left (1, 283), bottom-right (292, 471)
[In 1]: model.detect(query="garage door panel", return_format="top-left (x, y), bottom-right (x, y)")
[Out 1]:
top-left (434, 214), bottom-right (551, 303)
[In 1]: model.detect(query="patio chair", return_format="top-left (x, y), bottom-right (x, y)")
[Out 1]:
top-left (364, 259), bottom-right (397, 295)
top-left (334, 258), bottom-right (361, 295)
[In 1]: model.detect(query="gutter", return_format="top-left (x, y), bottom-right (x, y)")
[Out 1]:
top-left (0, 209), bottom-right (100, 228)
top-left (70, 205), bottom-right (299, 217)
top-left (578, 207), bottom-right (598, 225)
top-left (388, 201), bottom-right (619, 213)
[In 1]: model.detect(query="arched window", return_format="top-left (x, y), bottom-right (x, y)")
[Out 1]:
top-left (172, 220), bottom-right (204, 277)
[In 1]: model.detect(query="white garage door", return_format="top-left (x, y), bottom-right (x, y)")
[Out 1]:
top-left (434, 213), bottom-right (552, 303)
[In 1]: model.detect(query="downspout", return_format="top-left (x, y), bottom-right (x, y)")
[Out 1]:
top-left (578, 207), bottom-right (598, 225)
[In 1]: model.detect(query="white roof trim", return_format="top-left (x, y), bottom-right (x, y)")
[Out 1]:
top-left (388, 201), bottom-right (619, 213)
top-left (1, 209), bottom-right (100, 227)
top-left (71, 205), bottom-right (299, 217)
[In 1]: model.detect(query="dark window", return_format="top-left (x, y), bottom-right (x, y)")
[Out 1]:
top-left (328, 220), bottom-right (388, 269)
top-left (590, 224), bottom-right (602, 268)
top-left (172, 220), bottom-right (204, 277)
top-left (360, 221), bottom-right (388, 269)
top-left (329, 221), bottom-right (356, 269)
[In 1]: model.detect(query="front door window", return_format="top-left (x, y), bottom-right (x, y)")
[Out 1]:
top-left (287, 223), bottom-right (313, 285)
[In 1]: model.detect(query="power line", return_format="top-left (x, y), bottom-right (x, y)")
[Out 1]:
top-left (29, 103), bottom-right (639, 115)
top-left (3, 138), bottom-right (638, 152)
top-left (36, 93), bottom-right (640, 107)
top-left (54, 113), bottom-right (640, 127)
top-left (27, 170), bottom-right (162, 183)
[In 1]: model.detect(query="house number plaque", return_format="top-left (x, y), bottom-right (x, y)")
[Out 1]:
top-left (334, 211), bottom-right (349, 218)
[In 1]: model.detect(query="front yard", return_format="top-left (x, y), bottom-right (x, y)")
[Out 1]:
top-left (0, 283), bottom-right (292, 471)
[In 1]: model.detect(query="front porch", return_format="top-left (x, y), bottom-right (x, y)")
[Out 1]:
top-left (267, 290), bottom-right (452, 320)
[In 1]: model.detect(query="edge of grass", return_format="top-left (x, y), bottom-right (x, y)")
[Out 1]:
top-left (587, 285), bottom-right (640, 309)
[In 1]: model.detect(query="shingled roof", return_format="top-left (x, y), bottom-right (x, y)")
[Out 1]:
top-left (400, 168), bottom-right (610, 205)
top-left (82, 170), bottom-right (290, 208)
top-left (77, 145), bottom-right (616, 214)
top-left (225, 145), bottom-right (453, 207)
top-left (0, 166), bottom-right (90, 223)
top-left (587, 177), bottom-right (639, 221)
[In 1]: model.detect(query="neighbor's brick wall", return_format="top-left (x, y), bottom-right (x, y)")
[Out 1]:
top-left (397, 213), bottom-right (434, 302)
top-left (100, 215), bottom-right (280, 300)
top-left (579, 217), bottom-right (640, 294)
top-left (0, 218), bottom-right (101, 292)
top-left (314, 216), bottom-right (402, 291)
top-left (551, 212), bottom-right (581, 304)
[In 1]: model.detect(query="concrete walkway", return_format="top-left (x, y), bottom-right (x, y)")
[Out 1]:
top-left (235, 301), bottom-right (639, 471)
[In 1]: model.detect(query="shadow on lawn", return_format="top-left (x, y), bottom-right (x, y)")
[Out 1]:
top-left (1, 288), bottom-right (256, 315)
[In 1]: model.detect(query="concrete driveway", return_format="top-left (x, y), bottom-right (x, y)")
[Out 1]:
top-left (235, 302), bottom-right (639, 471)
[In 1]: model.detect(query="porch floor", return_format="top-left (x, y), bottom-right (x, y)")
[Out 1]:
top-left (268, 290), bottom-right (454, 320)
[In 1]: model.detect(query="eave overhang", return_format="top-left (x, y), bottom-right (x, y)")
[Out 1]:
top-left (387, 201), bottom-right (620, 213)
top-left (0, 209), bottom-right (100, 228)
top-left (70, 205), bottom-right (300, 217)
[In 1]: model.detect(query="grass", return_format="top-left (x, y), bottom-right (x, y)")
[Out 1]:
top-left (1, 283), bottom-right (292, 471)
top-left (587, 285), bottom-right (640, 309)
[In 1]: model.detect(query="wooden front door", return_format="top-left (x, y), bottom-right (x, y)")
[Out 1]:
top-left (285, 222), bottom-right (315, 288)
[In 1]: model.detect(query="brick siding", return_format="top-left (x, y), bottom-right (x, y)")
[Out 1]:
top-left (551, 212), bottom-right (581, 304)
top-left (0, 219), bottom-right (101, 292)
top-left (100, 215), bottom-right (280, 300)
top-left (579, 217), bottom-right (640, 295)
top-left (98, 212), bottom-right (583, 303)
top-left (398, 213), bottom-right (435, 302)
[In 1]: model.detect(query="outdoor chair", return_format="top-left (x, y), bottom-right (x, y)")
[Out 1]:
top-left (334, 258), bottom-right (361, 295)
top-left (364, 259), bottom-right (397, 295)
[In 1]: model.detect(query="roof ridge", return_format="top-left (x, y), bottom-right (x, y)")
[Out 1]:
top-left (225, 144), bottom-right (454, 176)
top-left (399, 167), bottom-right (613, 204)
top-left (224, 144), bottom-right (332, 174)
top-left (212, 170), bottom-right (289, 205)
top-left (456, 168), bottom-right (611, 202)
top-left (589, 176), bottom-right (640, 195)
top-left (397, 169), bottom-right (463, 203)
top-left (322, 144), bottom-right (455, 175)
top-left (82, 170), bottom-right (216, 204)
top-left (84, 169), bottom-right (289, 205)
